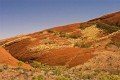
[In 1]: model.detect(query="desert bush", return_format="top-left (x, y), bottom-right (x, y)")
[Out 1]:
top-left (74, 42), bottom-right (91, 48)
top-left (55, 75), bottom-right (71, 80)
top-left (81, 43), bottom-right (91, 48)
top-left (52, 66), bottom-right (67, 76)
top-left (82, 74), bottom-right (94, 79)
top-left (94, 69), bottom-right (100, 73)
top-left (37, 75), bottom-right (45, 80)
top-left (110, 42), bottom-right (120, 48)
top-left (96, 22), bottom-right (120, 33)
top-left (30, 70), bottom-right (36, 76)
top-left (32, 61), bottom-right (49, 70)
top-left (74, 42), bottom-right (81, 47)
top-left (84, 66), bottom-right (91, 70)
top-left (45, 41), bottom-right (55, 45)
top-left (59, 32), bottom-right (66, 37)
top-left (23, 73), bottom-right (29, 80)
top-left (32, 77), bottom-right (37, 80)
top-left (32, 75), bottom-right (45, 80)
top-left (79, 22), bottom-right (94, 30)
top-left (69, 35), bottom-right (80, 39)
top-left (80, 26), bottom-right (86, 30)
top-left (3, 64), bottom-right (8, 70)
top-left (18, 61), bottom-right (24, 69)
top-left (72, 70), bottom-right (82, 79)
top-left (31, 61), bottom-right (42, 69)
top-left (97, 74), bottom-right (120, 80)
top-left (80, 21), bottom-right (120, 33)
top-left (47, 29), bottom-right (54, 33)
top-left (81, 36), bottom-right (88, 40)
top-left (109, 70), bottom-right (120, 75)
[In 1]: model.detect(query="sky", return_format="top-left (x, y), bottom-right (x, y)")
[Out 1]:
top-left (0, 0), bottom-right (120, 39)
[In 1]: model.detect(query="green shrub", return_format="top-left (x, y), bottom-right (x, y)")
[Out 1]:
top-left (32, 75), bottom-right (45, 80)
top-left (79, 21), bottom-right (120, 33)
top-left (72, 70), bottom-right (82, 79)
top-left (111, 42), bottom-right (120, 48)
top-left (3, 64), bottom-right (8, 70)
top-left (55, 76), bottom-right (71, 80)
top-left (18, 61), bottom-right (24, 69)
top-left (59, 32), bottom-right (66, 37)
top-left (81, 44), bottom-right (91, 48)
top-left (85, 66), bottom-right (91, 70)
top-left (94, 69), bottom-right (100, 73)
top-left (74, 42), bottom-right (91, 48)
top-left (31, 61), bottom-right (42, 69)
top-left (109, 70), bottom-right (120, 75)
top-left (79, 22), bottom-right (93, 30)
top-left (74, 42), bottom-right (81, 47)
top-left (69, 35), bottom-right (80, 39)
top-left (97, 74), bottom-right (120, 80)
top-left (37, 75), bottom-right (45, 80)
top-left (96, 22), bottom-right (120, 33)
top-left (47, 29), bottom-right (54, 33)
top-left (80, 26), bottom-right (86, 30)
top-left (32, 77), bottom-right (37, 80)
top-left (82, 74), bottom-right (94, 79)
top-left (52, 66), bottom-right (67, 76)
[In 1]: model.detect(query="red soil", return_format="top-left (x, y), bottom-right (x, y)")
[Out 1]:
top-left (51, 23), bottom-right (80, 32)
top-left (111, 32), bottom-right (120, 42)
top-left (37, 47), bottom-right (95, 68)
top-left (5, 40), bottom-right (95, 68)
top-left (0, 46), bottom-right (33, 69)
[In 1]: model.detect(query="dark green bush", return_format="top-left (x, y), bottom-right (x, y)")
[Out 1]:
top-left (82, 74), bottom-right (94, 79)
top-left (47, 29), bottom-right (54, 33)
top-left (74, 42), bottom-right (81, 47)
top-left (74, 42), bottom-right (91, 48)
top-left (109, 70), bottom-right (120, 75)
top-left (97, 74), bottom-right (120, 80)
top-left (107, 42), bottom-right (120, 48)
top-left (32, 75), bottom-right (45, 80)
top-left (37, 75), bottom-right (45, 80)
top-left (80, 26), bottom-right (86, 30)
top-left (59, 32), bottom-right (66, 37)
top-left (55, 75), bottom-right (71, 80)
top-left (96, 22), bottom-right (120, 33)
top-left (69, 35), bottom-right (80, 39)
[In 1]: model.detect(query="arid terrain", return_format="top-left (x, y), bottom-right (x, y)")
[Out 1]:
top-left (0, 11), bottom-right (120, 80)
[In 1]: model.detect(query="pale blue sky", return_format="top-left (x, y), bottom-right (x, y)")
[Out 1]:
top-left (0, 0), bottom-right (120, 39)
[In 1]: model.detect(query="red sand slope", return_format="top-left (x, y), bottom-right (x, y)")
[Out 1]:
top-left (0, 46), bottom-right (33, 69)
top-left (38, 47), bottom-right (95, 67)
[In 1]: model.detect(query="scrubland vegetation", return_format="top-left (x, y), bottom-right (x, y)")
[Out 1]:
top-left (1, 60), bottom-right (120, 80)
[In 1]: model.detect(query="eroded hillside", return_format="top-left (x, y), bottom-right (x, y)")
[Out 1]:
top-left (0, 11), bottom-right (120, 69)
